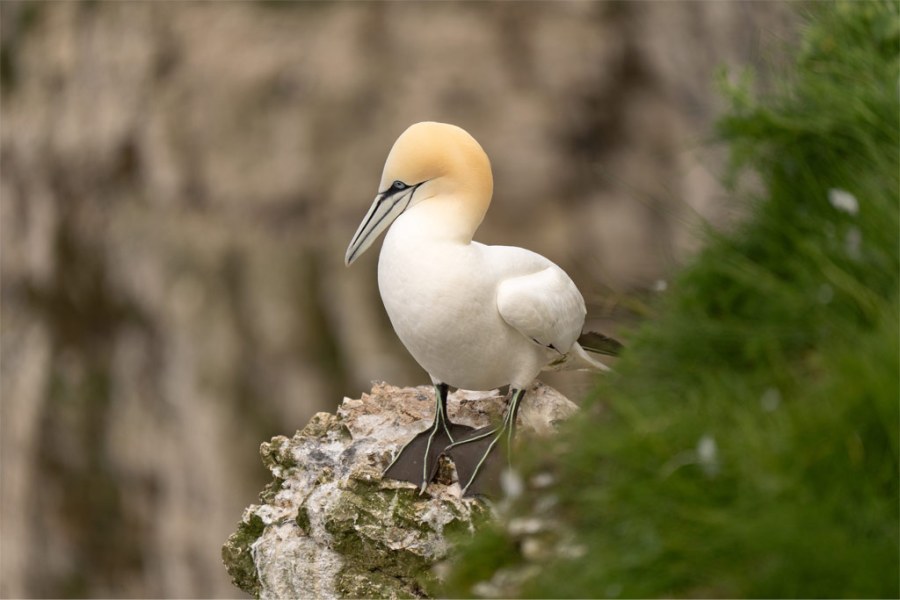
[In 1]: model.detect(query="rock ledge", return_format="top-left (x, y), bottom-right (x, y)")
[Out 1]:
top-left (222, 381), bottom-right (577, 599)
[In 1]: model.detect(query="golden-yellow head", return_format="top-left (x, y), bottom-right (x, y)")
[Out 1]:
top-left (345, 122), bottom-right (494, 266)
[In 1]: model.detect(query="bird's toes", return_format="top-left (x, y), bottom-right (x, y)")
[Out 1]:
top-left (443, 429), bottom-right (507, 498)
top-left (382, 427), bottom-right (455, 491)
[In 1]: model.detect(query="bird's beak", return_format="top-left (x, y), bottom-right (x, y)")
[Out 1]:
top-left (345, 185), bottom-right (419, 266)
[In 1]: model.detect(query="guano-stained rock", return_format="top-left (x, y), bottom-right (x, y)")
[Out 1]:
top-left (222, 381), bottom-right (577, 599)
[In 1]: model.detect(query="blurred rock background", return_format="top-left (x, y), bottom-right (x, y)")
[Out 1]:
top-left (0, 2), bottom-right (793, 598)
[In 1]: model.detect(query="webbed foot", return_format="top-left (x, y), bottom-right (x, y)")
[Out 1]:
top-left (442, 387), bottom-right (526, 498)
top-left (383, 421), bottom-right (474, 492)
top-left (443, 425), bottom-right (509, 497)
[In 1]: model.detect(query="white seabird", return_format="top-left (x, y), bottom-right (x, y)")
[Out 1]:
top-left (345, 121), bottom-right (616, 497)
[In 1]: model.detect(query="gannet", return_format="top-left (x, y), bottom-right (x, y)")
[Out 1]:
top-left (345, 121), bottom-right (616, 497)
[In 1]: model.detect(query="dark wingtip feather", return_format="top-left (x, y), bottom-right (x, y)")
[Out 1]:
top-left (577, 331), bottom-right (624, 357)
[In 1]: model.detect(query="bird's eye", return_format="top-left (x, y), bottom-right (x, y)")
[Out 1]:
top-left (392, 180), bottom-right (407, 191)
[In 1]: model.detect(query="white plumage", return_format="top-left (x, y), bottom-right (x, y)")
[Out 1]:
top-left (345, 121), bottom-right (608, 496)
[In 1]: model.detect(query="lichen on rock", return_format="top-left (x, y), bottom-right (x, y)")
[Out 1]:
top-left (222, 381), bottom-right (577, 599)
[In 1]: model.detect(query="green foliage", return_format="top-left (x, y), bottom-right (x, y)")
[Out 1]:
top-left (446, 2), bottom-right (899, 597)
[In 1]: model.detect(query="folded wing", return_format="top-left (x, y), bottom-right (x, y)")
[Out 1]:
top-left (496, 266), bottom-right (586, 353)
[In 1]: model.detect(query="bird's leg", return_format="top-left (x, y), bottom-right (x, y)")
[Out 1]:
top-left (436, 383), bottom-right (456, 441)
top-left (443, 388), bottom-right (526, 498)
top-left (382, 382), bottom-right (474, 493)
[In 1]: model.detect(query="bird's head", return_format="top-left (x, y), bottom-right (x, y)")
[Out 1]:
top-left (345, 121), bottom-right (493, 266)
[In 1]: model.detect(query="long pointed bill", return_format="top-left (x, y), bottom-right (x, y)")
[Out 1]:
top-left (345, 186), bottom-right (417, 266)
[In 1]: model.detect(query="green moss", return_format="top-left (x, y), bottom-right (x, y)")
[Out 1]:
top-left (260, 435), bottom-right (296, 470)
top-left (442, 502), bottom-right (492, 539)
top-left (448, 2), bottom-right (899, 597)
top-left (258, 477), bottom-right (285, 505)
top-left (258, 436), bottom-right (294, 504)
top-left (325, 489), bottom-right (434, 579)
top-left (325, 483), bottom-right (490, 597)
top-left (295, 505), bottom-right (311, 533)
top-left (221, 512), bottom-right (265, 598)
top-left (336, 566), bottom-right (423, 599)
top-left (299, 412), bottom-right (342, 439)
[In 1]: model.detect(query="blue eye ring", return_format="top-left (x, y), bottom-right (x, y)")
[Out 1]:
top-left (392, 180), bottom-right (408, 191)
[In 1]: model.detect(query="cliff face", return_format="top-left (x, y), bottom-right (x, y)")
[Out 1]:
top-left (222, 382), bottom-right (577, 599)
top-left (0, 2), bottom-right (793, 597)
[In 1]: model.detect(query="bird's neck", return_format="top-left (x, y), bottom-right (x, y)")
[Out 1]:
top-left (397, 194), bottom-right (485, 244)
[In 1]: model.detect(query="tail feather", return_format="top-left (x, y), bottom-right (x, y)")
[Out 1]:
top-left (544, 331), bottom-right (622, 374)
top-left (545, 341), bottom-right (612, 373)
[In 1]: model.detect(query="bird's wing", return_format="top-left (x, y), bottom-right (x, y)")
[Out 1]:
top-left (577, 331), bottom-right (624, 357)
top-left (496, 265), bottom-right (586, 353)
